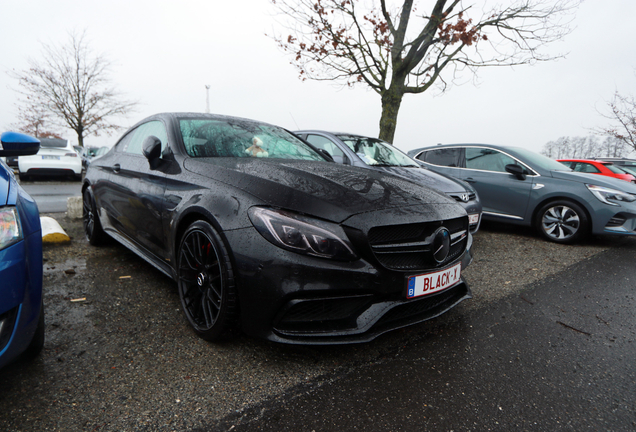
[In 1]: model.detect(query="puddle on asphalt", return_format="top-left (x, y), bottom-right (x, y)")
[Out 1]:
top-left (43, 257), bottom-right (96, 345)
top-left (43, 257), bottom-right (87, 276)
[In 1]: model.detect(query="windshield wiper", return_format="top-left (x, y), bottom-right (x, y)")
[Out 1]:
top-left (372, 163), bottom-right (410, 167)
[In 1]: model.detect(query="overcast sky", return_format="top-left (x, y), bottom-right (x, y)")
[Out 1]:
top-left (1, 0), bottom-right (635, 155)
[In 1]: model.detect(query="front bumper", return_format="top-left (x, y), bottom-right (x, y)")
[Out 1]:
top-left (225, 227), bottom-right (473, 344)
top-left (0, 234), bottom-right (43, 369)
top-left (589, 199), bottom-right (636, 237)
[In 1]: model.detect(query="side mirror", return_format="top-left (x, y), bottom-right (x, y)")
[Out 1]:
top-left (0, 132), bottom-right (40, 156)
top-left (142, 135), bottom-right (162, 169)
top-left (505, 164), bottom-right (526, 180)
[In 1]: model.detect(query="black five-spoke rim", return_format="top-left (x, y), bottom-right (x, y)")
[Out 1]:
top-left (83, 192), bottom-right (95, 238)
top-left (178, 230), bottom-right (223, 331)
top-left (542, 205), bottom-right (580, 240)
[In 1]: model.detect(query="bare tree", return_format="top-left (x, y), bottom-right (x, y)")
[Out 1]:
top-left (11, 32), bottom-right (136, 147)
top-left (10, 96), bottom-right (63, 139)
top-left (596, 91), bottom-right (636, 153)
top-left (270, 0), bottom-right (580, 143)
top-left (541, 135), bottom-right (629, 159)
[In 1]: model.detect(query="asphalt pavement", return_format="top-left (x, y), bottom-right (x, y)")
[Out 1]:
top-left (20, 179), bottom-right (82, 212)
top-left (213, 242), bottom-right (636, 432)
top-left (0, 216), bottom-right (633, 431)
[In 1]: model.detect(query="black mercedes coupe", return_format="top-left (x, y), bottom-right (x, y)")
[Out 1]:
top-left (83, 113), bottom-right (473, 344)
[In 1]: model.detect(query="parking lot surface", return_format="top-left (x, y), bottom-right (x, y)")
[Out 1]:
top-left (0, 215), bottom-right (629, 431)
top-left (223, 241), bottom-right (636, 431)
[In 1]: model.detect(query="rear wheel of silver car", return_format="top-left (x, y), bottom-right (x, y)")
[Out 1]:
top-left (83, 188), bottom-right (108, 246)
top-left (535, 200), bottom-right (588, 244)
top-left (177, 221), bottom-right (238, 341)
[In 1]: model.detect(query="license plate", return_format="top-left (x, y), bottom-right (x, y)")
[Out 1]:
top-left (42, 155), bottom-right (60, 160)
top-left (406, 262), bottom-right (462, 299)
top-left (469, 213), bottom-right (479, 224)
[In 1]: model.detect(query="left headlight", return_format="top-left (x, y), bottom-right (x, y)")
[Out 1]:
top-left (248, 207), bottom-right (358, 261)
top-left (0, 207), bottom-right (22, 250)
top-left (586, 184), bottom-right (636, 206)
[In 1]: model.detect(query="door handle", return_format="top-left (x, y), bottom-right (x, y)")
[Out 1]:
top-left (464, 177), bottom-right (476, 183)
top-left (112, 164), bottom-right (121, 173)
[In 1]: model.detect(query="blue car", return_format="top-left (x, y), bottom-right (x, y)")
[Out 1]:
top-left (0, 132), bottom-right (44, 369)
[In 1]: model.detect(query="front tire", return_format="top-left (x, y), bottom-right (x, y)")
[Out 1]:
top-left (535, 200), bottom-right (588, 244)
top-left (177, 221), bottom-right (238, 341)
top-left (83, 188), bottom-right (108, 246)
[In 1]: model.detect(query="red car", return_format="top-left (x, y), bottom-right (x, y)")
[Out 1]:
top-left (557, 159), bottom-right (636, 183)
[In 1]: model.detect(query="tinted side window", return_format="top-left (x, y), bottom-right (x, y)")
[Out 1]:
top-left (420, 148), bottom-right (463, 167)
top-left (124, 121), bottom-right (169, 155)
top-left (115, 132), bottom-right (134, 153)
top-left (305, 135), bottom-right (346, 161)
top-left (573, 163), bottom-right (600, 174)
top-left (465, 148), bottom-right (515, 173)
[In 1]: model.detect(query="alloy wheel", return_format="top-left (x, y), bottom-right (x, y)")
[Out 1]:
top-left (541, 205), bottom-right (580, 240)
top-left (178, 229), bottom-right (224, 332)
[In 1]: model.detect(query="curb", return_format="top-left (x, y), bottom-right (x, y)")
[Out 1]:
top-left (40, 216), bottom-right (70, 243)
top-left (67, 196), bottom-right (82, 219)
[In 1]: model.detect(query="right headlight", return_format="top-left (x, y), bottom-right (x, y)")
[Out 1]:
top-left (0, 207), bottom-right (22, 250)
top-left (586, 184), bottom-right (636, 206)
top-left (248, 207), bottom-right (358, 261)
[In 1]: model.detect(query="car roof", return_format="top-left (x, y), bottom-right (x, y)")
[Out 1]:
top-left (134, 112), bottom-right (276, 130)
top-left (594, 157), bottom-right (636, 161)
top-left (557, 159), bottom-right (612, 164)
top-left (412, 143), bottom-right (526, 153)
top-left (295, 130), bottom-right (361, 137)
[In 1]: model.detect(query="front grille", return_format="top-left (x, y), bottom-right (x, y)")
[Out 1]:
top-left (449, 192), bottom-right (476, 203)
top-left (373, 283), bottom-right (468, 330)
top-left (275, 295), bottom-right (374, 333)
top-left (368, 217), bottom-right (468, 271)
top-left (607, 216), bottom-right (626, 227)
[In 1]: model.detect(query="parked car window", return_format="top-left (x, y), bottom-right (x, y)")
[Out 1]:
top-left (115, 132), bottom-right (133, 153)
top-left (573, 162), bottom-right (600, 174)
top-left (336, 135), bottom-right (418, 167)
top-left (124, 121), bottom-right (169, 155)
top-left (305, 134), bottom-right (347, 163)
top-left (419, 148), bottom-right (463, 167)
top-left (511, 147), bottom-right (570, 171)
top-left (559, 161), bottom-right (574, 169)
top-left (603, 163), bottom-right (627, 174)
top-left (465, 147), bottom-right (516, 173)
top-left (179, 119), bottom-right (324, 161)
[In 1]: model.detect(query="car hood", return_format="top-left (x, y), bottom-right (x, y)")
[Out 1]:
top-left (184, 158), bottom-right (461, 223)
top-left (550, 170), bottom-right (636, 193)
top-left (374, 166), bottom-right (472, 194)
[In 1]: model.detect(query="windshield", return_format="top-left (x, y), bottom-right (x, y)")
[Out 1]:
top-left (335, 135), bottom-right (419, 167)
top-left (179, 119), bottom-right (324, 161)
top-left (40, 139), bottom-right (69, 149)
top-left (618, 165), bottom-right (636, 176)
top-left (512, 147), bottom-right (572, 171)
top-left (603, 163), bottom-right (630, 174)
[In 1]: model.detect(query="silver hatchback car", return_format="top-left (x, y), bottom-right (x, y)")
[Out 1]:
top-left (409, 144), bottom-right (636, 244)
